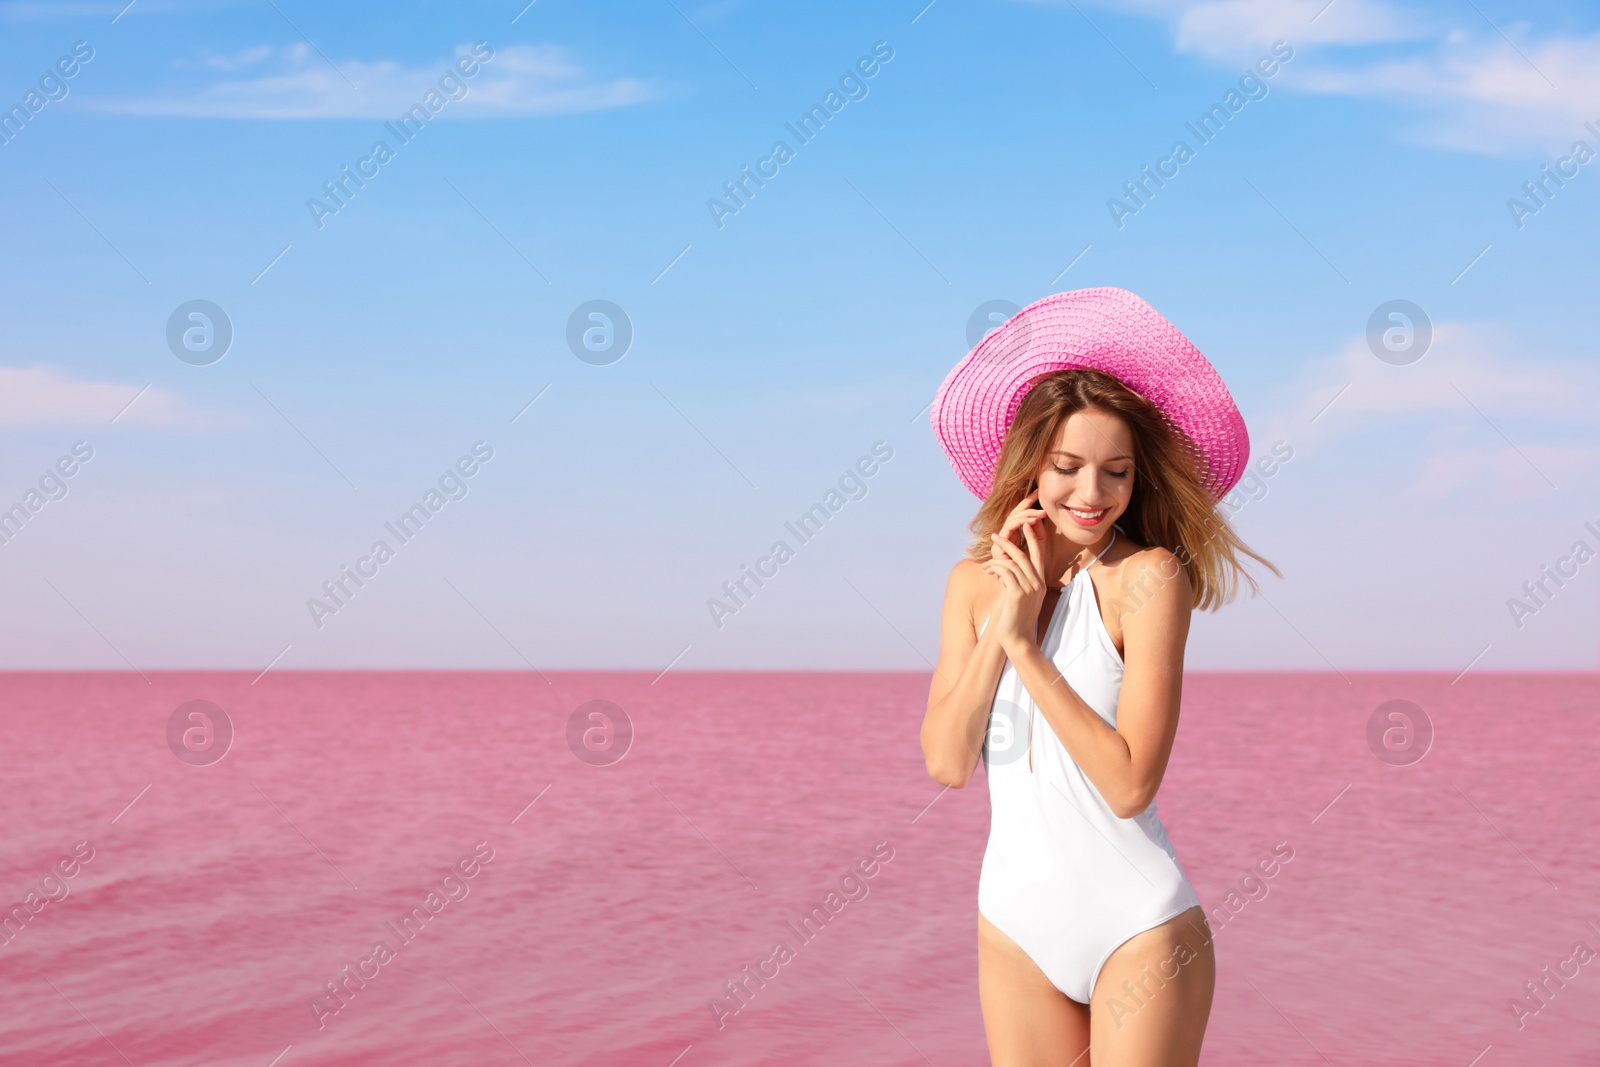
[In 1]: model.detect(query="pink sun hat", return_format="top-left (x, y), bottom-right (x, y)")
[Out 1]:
top-left (930, 287), bottom-right (1250, 502)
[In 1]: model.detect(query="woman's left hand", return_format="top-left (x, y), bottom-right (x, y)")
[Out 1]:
top-left (982, 518), bottom-right (1047, 655)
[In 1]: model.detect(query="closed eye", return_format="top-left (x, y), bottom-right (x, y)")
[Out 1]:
top-left (1051, 465), bottom-right (1129, 478)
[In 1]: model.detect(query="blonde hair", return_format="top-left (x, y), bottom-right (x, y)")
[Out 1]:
top-left (963, 369), bottom-right (1279, 611)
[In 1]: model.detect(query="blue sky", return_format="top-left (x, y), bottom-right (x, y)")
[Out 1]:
top-left (2, 0), bottom-right (1598, 672)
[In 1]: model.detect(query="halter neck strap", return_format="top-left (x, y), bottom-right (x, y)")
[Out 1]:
top-left (1085, 525), bottom-right (1118, 569)
top-left (1061, 525), bottom-right (1117, 590)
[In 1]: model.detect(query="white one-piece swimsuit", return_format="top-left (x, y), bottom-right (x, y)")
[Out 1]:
top-left (976, 527), bottom-right (1201, 1004)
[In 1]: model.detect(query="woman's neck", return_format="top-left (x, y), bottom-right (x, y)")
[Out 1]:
top-left (1040, 524), bottom-right (1116, 588)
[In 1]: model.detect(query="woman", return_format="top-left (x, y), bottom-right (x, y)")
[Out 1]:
top-left (920, 288), bottom-right (1278, 1066)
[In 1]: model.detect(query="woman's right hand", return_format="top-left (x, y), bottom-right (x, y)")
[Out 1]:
top-left (993, 488), bottom-right (1046, 553)
top-left (979, 489), bottom-right (1047, 640)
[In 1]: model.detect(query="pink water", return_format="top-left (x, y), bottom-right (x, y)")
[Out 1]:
top-left (1, 671), bottom-right (1596, 1066)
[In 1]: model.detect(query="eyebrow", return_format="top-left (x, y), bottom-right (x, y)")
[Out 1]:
top-left (1049, 451), bottom-right (1134, 462)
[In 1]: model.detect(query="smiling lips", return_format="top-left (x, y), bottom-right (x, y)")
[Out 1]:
top-left (1064, 506), bottom-right (1108, 527)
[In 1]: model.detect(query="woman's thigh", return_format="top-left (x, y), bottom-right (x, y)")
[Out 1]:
top-left (978, 911), bottom-right (1092, 1067)
top-left (1088, 906), bottom-right (1215, 1067)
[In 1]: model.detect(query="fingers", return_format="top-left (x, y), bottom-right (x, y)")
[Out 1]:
top-left (986, 558), bottom-right (1022, 593)
top-left (1020, 516), bottom-right (1045, 575)
top-left (989, 532), bottom-right (1040, 589)
top-left (984, 553), bottom-right (1021, 579)
top-left (981, 553), bottom-right (1023, 589)
top-left (998, 491), bottom-right (1045, 540)
top-left (1011, 490), bottom-right (1042, 519)
top-left (1002, 509), bottom-right (1046, 537)
top-left (986, 555), bottom-right (1034, 602)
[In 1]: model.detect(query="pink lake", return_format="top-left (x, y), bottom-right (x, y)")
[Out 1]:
top-left (0, 670), bottom-right (1596, 1066)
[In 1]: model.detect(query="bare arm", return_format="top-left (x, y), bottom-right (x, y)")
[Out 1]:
top-left (919, 559), bottom-right (1008, 788)
top-left (993, 538), bottom-right (1192, 818)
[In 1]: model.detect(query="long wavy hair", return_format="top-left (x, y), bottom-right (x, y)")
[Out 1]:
top-left (964, 369), bottom-right (1278, 611)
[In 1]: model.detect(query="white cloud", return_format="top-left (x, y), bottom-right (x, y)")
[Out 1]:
top-left (1291, 31), bottom-right (1600, 153)
top-left (192, 45), bottom-right (277, 72)
top-left (1401, 443), bottom-right (1600, 501)
top-left (91, 43), bottom-right (655, 120)
top-left (1247, 319), bottom-right (1600, 499)
top-left (1170, 0), bottom-right (1433, 54)
top-left (0, 365), bottom-right (179, 426)
top-left (1256, 319), bottom-right (1599, 430)
top-left (1027, 0), bottom-right (1433, 51)
top-left (1048, 0), bottom-right (1600, 155)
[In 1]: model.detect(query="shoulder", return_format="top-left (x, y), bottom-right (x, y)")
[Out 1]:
top-left (1104, 542), bottom-right (1192, 619)
top-left (944, 557), bottom-right (995, 623)
top-left (1120, 543), bottom-right (1188, 579)
top-left (946, 556), bottom-right (989, 601)
top-left (949, 556), bottom-right (986, 583)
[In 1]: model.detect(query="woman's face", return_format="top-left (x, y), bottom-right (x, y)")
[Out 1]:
top-left (1033, 407), bottom-right (1135, 540)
